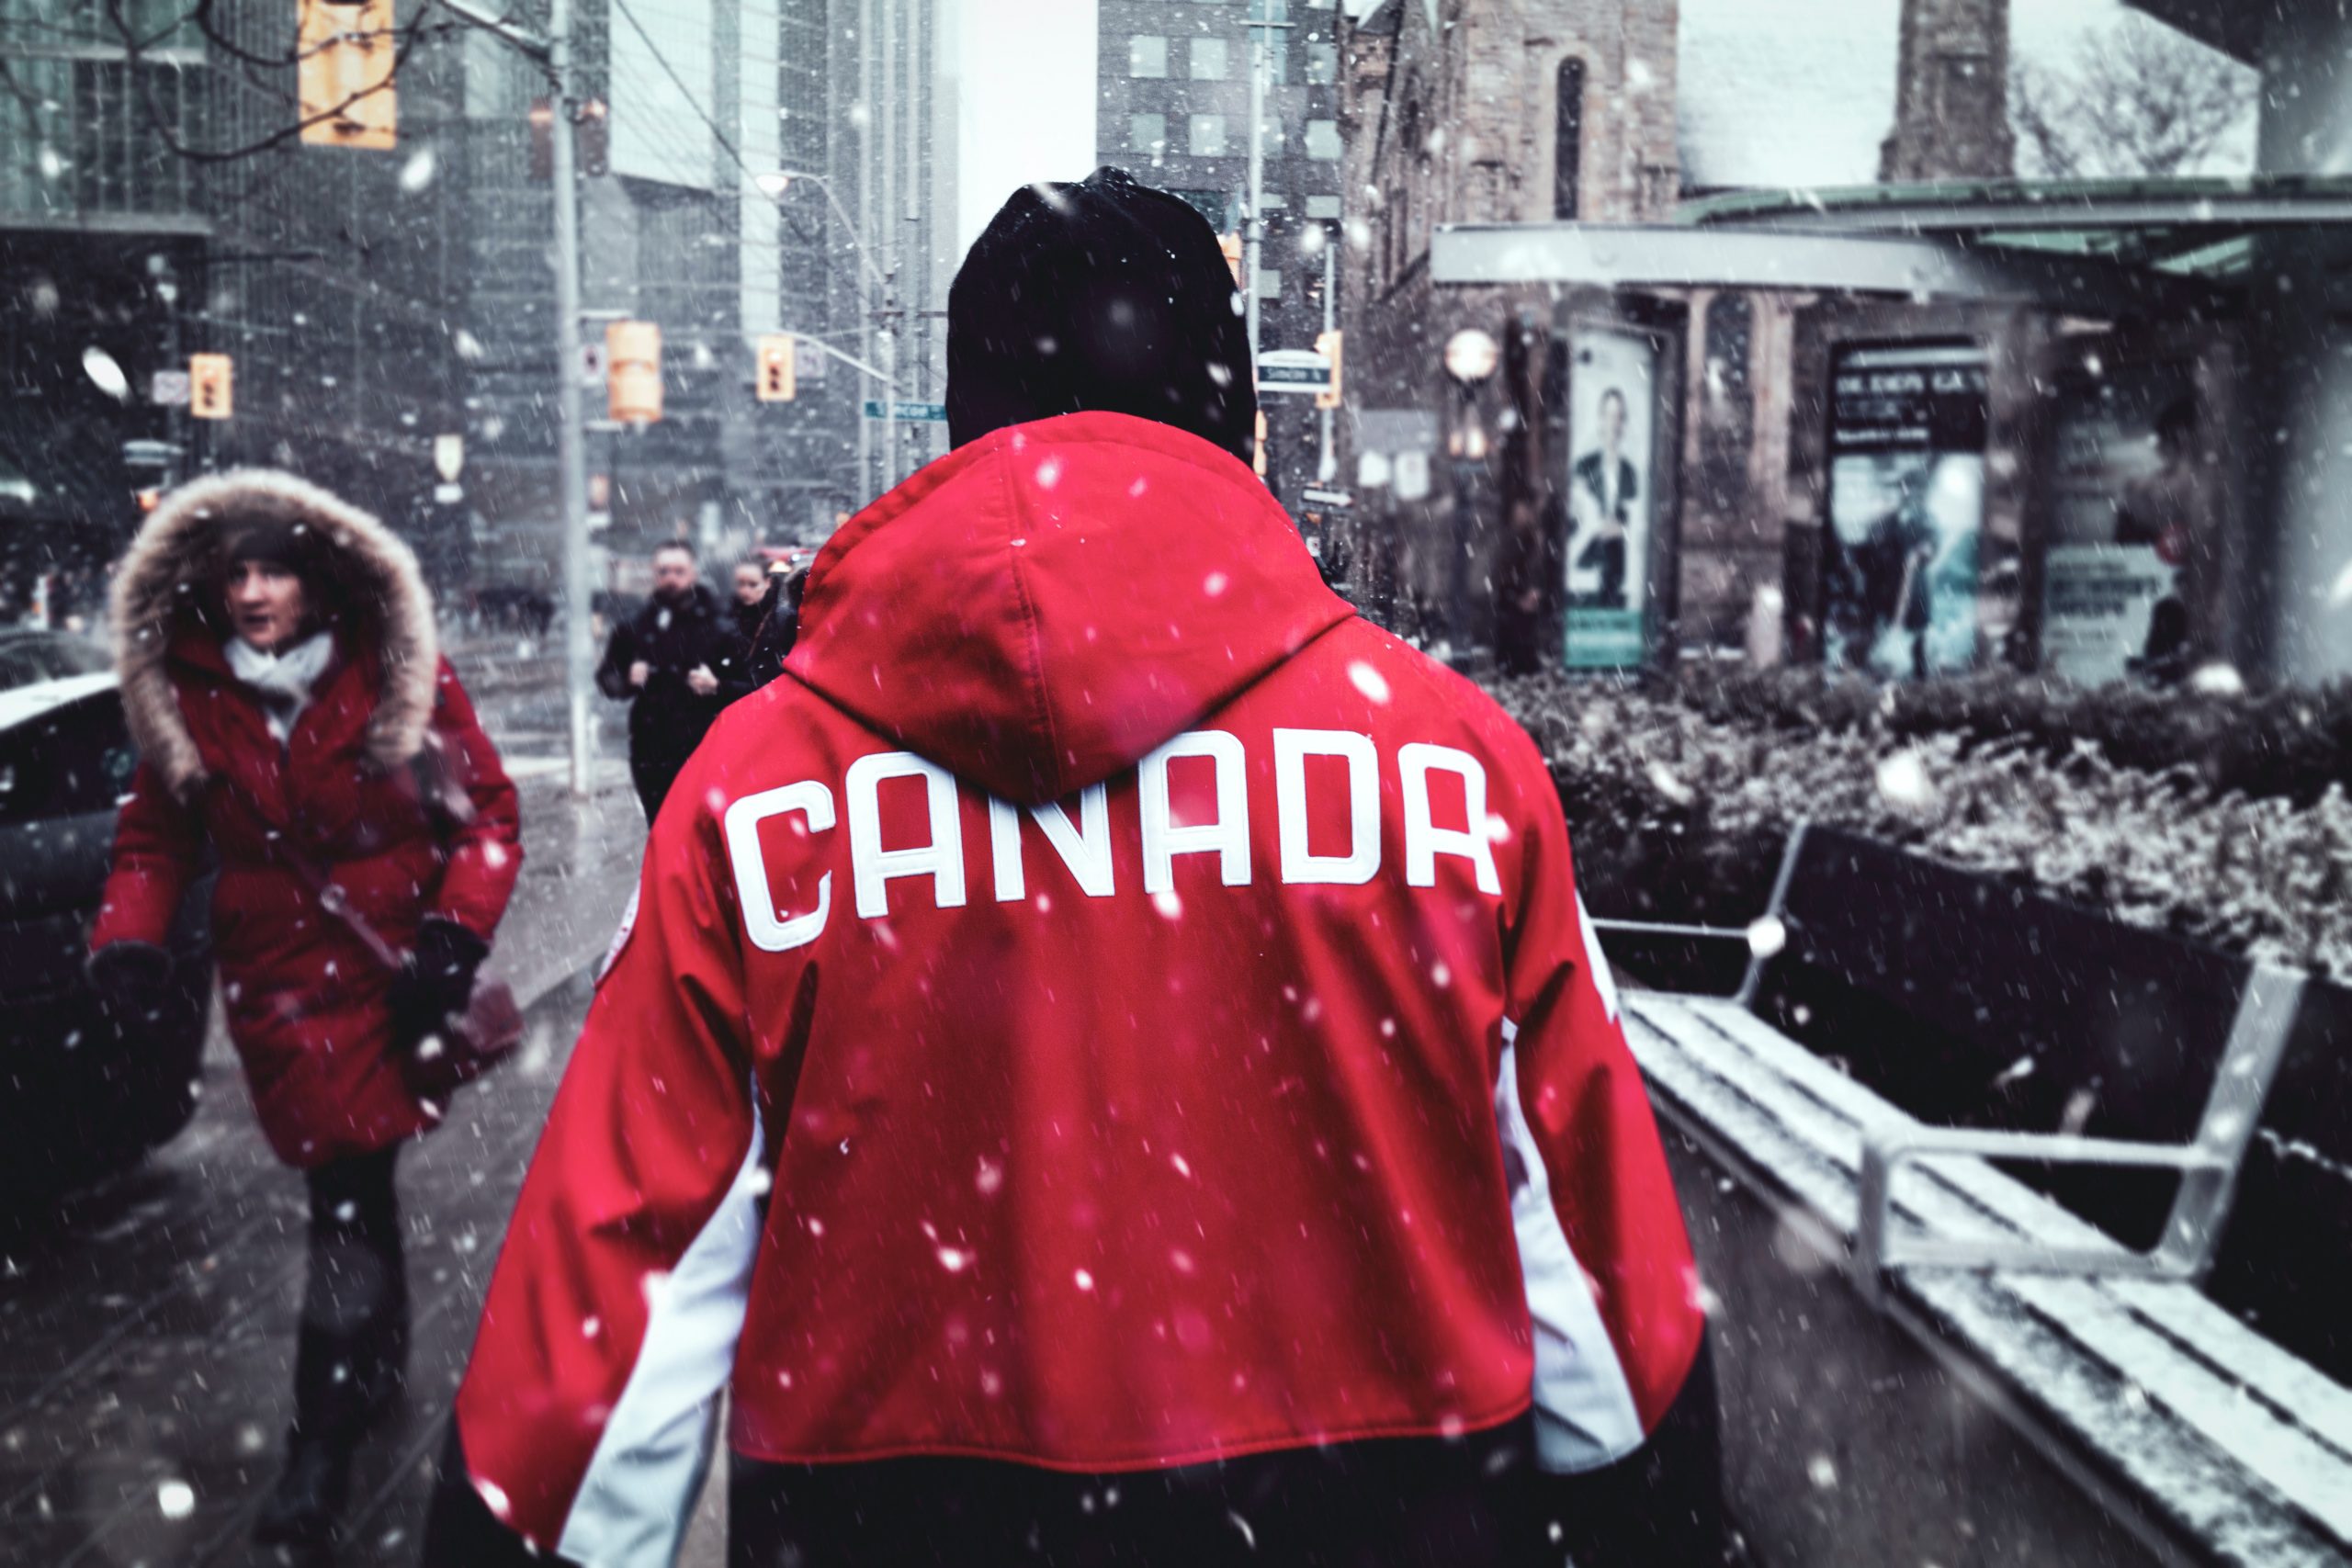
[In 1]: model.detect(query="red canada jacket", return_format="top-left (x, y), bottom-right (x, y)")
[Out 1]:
top-left (93, 470), bottom-right (523, 1168)
top-left (452, 413), bottom-right (1702, 1562)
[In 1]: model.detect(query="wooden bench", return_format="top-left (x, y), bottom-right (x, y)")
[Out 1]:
top-left (1596, 823), bottom-right (2352, 1568)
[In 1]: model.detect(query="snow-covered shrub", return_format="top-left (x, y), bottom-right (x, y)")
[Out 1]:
top-left (1491, 672), bottom-right (2352, 979)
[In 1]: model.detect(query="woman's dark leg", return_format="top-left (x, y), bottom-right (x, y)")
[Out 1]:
top-left (254, 1144), bottom-right (407, 1546)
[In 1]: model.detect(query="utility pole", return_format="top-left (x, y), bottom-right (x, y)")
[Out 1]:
top-left (1244, 11), bottom-right (1266, 374)
top-left (548, 0), bottom-right (593, 798)
top-left (438, 0), bottom-right (595, 797)
top-left (880, 0), bottom-right (899, 493)
top-left (1319, 235), bottom-right (1337, 483)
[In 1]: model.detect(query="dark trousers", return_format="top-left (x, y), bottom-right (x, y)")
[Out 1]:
top-left (294, 1146), bottom-right (407, 1443)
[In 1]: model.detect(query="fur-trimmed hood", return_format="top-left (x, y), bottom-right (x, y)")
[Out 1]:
top-left (112, 469), bottom-right (439, 795)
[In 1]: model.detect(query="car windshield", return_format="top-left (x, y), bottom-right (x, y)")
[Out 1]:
top-left (0, 635), bottom-right (109, 693)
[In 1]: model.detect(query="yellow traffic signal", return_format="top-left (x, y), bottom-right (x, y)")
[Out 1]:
top-left (607, 321), bottom-right (662, 424)
top-left (1315, 330), bottom-right (1343, 411)
top-left (190, 354), bottom-right (233, 420)
top-left (298, 0), bottom-right (397, 150)
top-left (756, 335), bottom-right (797, 402)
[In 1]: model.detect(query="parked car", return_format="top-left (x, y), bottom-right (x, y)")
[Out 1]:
top-left (0, 626), bottom-right (107, 690)
top-left (0, 650), bottom-right (214, 1204)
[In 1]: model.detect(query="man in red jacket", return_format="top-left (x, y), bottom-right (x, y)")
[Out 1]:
top-left (428, 168), bottom-right (1720, 1567)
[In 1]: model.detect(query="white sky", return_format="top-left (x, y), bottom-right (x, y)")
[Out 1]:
top-left (953, 0), bottom-right (1100, 256)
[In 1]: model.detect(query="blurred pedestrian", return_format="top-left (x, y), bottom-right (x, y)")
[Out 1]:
top-left (88, 469), bottom-right (521, 1550)
top-left (729, 558), bottom-right (771, 647)
top-left (427, 167), bottom-right (1719, 1568)
top-left (744, 553), bottom-right (808, 689)
top-left (594, 538), bottom-right (735, 818)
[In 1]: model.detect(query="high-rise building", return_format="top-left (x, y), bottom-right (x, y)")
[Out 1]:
top-left (1095, 0), bottom-right (1348, 513)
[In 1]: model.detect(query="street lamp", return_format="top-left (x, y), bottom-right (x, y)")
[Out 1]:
top-left (1441, 327), bottom-right (1502, 661)
top-left (759, 167), bottom-right (900, 494)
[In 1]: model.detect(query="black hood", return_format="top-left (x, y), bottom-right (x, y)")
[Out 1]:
top-left (946, 167), bottom-right (1256, 464)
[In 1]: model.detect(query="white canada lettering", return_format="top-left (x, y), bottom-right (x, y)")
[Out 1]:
top-left (728, 733), bottom-right (1513, 950)
top-left (1273, 728), bottom-right (1380, 886)
top-left (1399, 742), bottom-right (1501, 895)
top-left (989, 784), bottom-right (1114, 901)
top-left (724, 782), bottom-right (834, 952)
top-left (1139, 730), bottom-right (1250, 894)
top-left (846, 750), bottom-right (967, 919)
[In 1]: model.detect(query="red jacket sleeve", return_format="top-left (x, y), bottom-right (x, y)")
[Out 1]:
top-left (428, 659), bottom-right (523, 940)
top-left (451, 742), bottom-right (763, 1563)
top-left (1492, 728), bottom-right (1704, 1471)
top-left (92, 760), bottom-right (202, 952)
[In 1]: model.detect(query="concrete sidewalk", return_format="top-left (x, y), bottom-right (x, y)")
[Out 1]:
top-left (0, 770), bottom-right (653, 1568)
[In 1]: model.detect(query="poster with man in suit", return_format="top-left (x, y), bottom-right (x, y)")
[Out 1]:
top-left (1564, 326), bottom-right (1656, 668)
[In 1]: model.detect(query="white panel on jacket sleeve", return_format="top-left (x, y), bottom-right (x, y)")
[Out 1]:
top-left (556, 1102), bottom-right (766, 1566)
top-left (1495, 1025), bottom-right (1645, 1472)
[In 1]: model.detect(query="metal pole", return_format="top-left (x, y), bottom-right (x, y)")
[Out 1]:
top-left (1244, 16), bottom-right (1265, 376)
top-left (549, 0), bottom-right (594, 798)
top-left (1318, 233), bottom-right (1336, 483)
top-left (880, 0), bottom-right (898, 493)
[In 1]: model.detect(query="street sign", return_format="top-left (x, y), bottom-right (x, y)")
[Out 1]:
top-left (862, 400), bottom-right (948, 422)
top-left (1301, 487), bottom-right (1353, 508)
top-left (1258, 347), bottom-right (1334, 396)
top-left (150, 370), bottom-right (190, 408)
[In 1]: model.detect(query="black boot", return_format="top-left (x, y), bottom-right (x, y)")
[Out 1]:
top-left (253, 1313), bottom-right (362, 1545)
top-left (255, 1148), bottom-right (406, 1549)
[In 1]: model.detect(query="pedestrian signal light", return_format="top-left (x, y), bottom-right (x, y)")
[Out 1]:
top-left (756, 335), bottom-right (797, 402)
top-left (1219, 232), bottom-right (1244, 289)
top-left (190, 354), bottom-right (233, 420)
top-left (1254, 409), bottom-right (1269, 479)
top-left (1315, 330), bottom-right (1343, 410)
top-left (136, 488), bottom-right (162, 513)
top-left (298, 0), bottom-right (397, 151)
top-left (606, 321), bottom-right (662, 425)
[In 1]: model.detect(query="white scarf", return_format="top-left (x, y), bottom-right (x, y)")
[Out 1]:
top-left (226, 629), bottom-right (335, 744)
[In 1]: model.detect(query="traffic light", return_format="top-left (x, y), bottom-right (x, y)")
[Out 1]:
top-left (190, 354), bottom-right (233, 420)
top-left (1219, 232), bottom-right (1245, 289)
top-left (756, 335), bottom-right (797, 402)
top-left (1315, 330), bottom-right (1343, 411)
top-left (1254, 408), bottom-right (1269, 479)
top-left (298, 0), bottom-right (397, 151)
top-left (606, 321), bottom-right (662, 424)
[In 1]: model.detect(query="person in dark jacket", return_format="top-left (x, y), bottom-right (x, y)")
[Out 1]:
top-left (595, 538), bottom-right (741, 818)
top-left (744, 555), bottom-right (809, 690)
top-left (729, 558), bottom-right (771, 647)
top-left (89, 470), bottom-right (522, 1551)
top-left (426, 167), bottom-right (1722, 1568)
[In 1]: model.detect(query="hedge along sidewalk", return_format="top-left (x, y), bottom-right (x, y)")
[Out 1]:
top-left (1487, 673), bottom-right (2352, 983)
top-left (1672, 665), bottom-right (2352, 808)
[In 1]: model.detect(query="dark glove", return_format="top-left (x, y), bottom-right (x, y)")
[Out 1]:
top-left (391, 917), bottom-right (490, 1042)
top-left (88, 941), bottom-right (174, 1021)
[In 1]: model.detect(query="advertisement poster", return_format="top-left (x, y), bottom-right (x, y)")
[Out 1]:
top-left (1563, 325), bottom-right (1657, 669)
top-left (2041, 364), bottom-right (2198, 684)
top-left (1823, 342), bottom-right (1989, 680)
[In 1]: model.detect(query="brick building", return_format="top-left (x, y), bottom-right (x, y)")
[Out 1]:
top-left (1339, 0), bottom-right (2052, 670)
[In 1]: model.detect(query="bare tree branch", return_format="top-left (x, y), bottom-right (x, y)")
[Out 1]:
top-left (2010, 14), bottom-right (2256, 180)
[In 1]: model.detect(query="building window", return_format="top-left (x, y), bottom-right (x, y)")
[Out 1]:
top-left (1130, 113), bottom-right (1168, 155)
top-left (1190, 37), bottom-right (1229, 80)
top-left (1305, 118), bottom-right (1341, 161)
top-left (1306, 41), bottom-right (1338, 85)
top-left (1188, 113), bottom-right (1227, 156)
top-left (1555, 58), bottom-right (1585, 219)
top-left (1129, 36), bottom-right (1169, 78)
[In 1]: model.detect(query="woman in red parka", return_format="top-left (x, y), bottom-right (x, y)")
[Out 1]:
top-left (87, 469), bottom-right (522, 1550)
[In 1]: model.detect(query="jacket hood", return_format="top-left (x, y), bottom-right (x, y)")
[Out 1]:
top-left (786, 412), bottom-right (1353, 805)
top-left (113, 468), bottom-right (438, 796)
